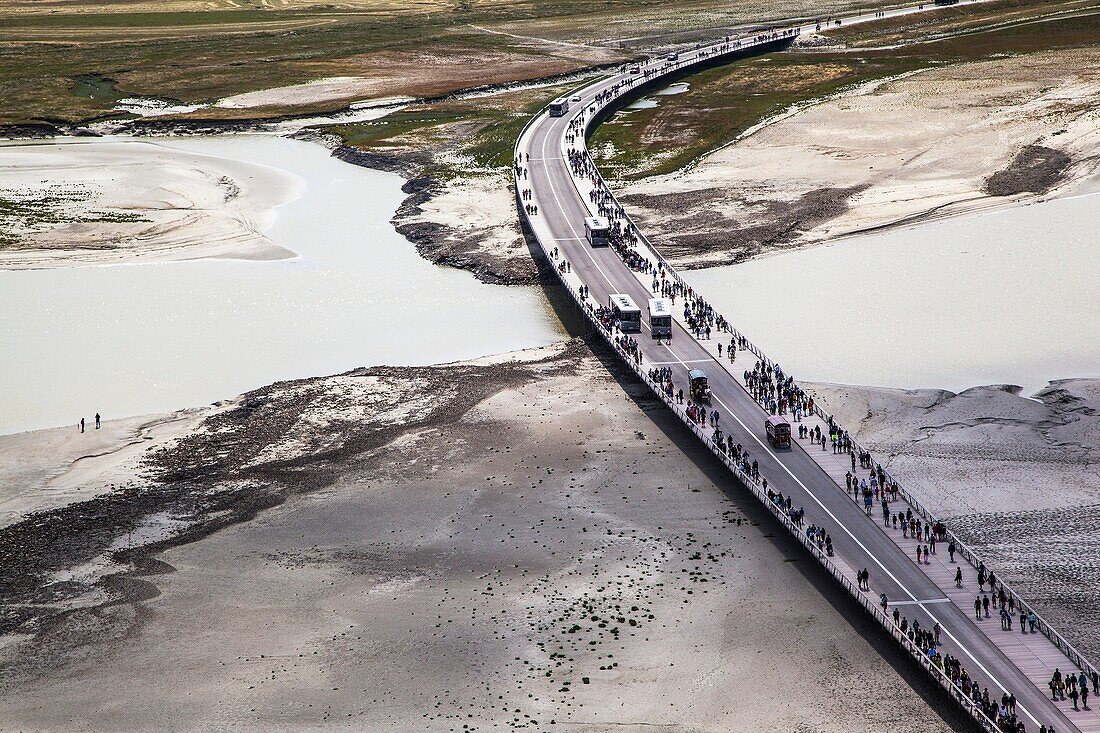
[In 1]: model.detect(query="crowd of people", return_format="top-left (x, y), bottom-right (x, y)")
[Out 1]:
top-left (1049, 669), bottom-right (1095, 711)
top-left (526, 32), bottom-right (1099, 733)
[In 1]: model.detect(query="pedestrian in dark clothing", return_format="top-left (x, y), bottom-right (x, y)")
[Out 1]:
top-left (79, 417), bottom-right (85, 433)
top-left (95, 412), bottom-right (101, 429)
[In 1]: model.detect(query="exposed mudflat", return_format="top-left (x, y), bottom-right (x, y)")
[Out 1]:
top-left (0, 139), bottom-right (299, 269)
top-left (619, 48), bottom-right (1100, 269)
top-left (808, 378), bottom-right (1100, 663)
top-left (621, 184), bottom-right (868, 266)
top-left (984, 144), bottom-right (1073, 197)
top-left (392, 173), bottom-right (540, 286)
top-left (0, 340), bottom-right (963, 732)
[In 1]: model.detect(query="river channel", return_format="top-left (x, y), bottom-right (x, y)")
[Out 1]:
top-left (685, 189), bottom-right (1100, 396)
top-left (0, 135), bottom-right (564, 435)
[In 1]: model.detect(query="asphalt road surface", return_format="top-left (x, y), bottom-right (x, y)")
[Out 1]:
top-left (517, 5), bottom-right (1085, 732)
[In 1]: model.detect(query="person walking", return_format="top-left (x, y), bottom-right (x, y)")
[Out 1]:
top-left (95, 412), bottom-right (101, 429)
top-left (955, 567), bottom-right (963, 588)
top-left (948, 541), bottom-right (956, 562)
top-left (982, 595), bottom-right (991, 618)
top-left (79, 417), bottom-right (85, 433)
top-left (974, 596), bottom-right (982, 619)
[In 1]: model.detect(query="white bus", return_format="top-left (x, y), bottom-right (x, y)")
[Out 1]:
top-left (584, 216), bottom-right (610, 247)
top-left (648, 298), bottom-right (673, 339)
top-left (549, 98), bottom-right (570, 117)
top-left (609, 293), bottom-right (642, 332)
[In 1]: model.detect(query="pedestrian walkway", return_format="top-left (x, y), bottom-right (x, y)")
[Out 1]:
top-left (797, 429), bottom-right (1100, 732)
top-left (517, 3), bottom-right (1098, 729)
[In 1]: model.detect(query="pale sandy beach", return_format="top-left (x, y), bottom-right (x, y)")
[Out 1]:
top-left (618, 48), bottom-right (1100, 268)
top-left (0, 139), bottom-right (301, 269)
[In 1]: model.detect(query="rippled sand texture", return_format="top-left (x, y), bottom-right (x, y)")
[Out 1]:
top-left (0, 138), bottom-right (301, 269)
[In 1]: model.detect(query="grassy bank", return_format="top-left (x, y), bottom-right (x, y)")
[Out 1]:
top-left (590, 0), bottom-right (1100, 179)
top-left (325, 81), bottom-right (576, 177)
top-left (0, 0), bottom-right (878, 125)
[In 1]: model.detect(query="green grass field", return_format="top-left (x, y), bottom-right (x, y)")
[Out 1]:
top-left (0, 0), bottom-right (879, 125)
top-left (590, 0), bottom-right (1100, 179)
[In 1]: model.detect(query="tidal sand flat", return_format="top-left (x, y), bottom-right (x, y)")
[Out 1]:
top-left (807, 377), bottom-right (1100, 663)
top-left (0, 135), bottom-right (564, 435)
top-left (0, 341), bottom-right (964, 733)
top-left (619, 48), bottom-right (1100, 268)
top-left (0, 138), bottom-right (299, 269)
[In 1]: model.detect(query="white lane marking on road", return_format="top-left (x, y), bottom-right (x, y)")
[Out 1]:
top-left (649, 359), bottom-right (711, 365)
top-left (891, 598), bottom-right (952, 606)
top-left (533, 114), bottom-right (618, 293)
top-left (522, 4), bottom-right (1048, 723)
top-left (651, 337), bottom-right (1042, 727)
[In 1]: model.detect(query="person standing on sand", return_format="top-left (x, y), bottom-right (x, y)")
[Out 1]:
top-left (95, 412), bottom-right (101, 429)
top-left (79, 417), bottom-right (85, 433)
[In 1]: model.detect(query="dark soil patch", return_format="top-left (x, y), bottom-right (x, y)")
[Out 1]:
top-left (0, 343), bottom-right (585, 682)
top-left (623, 184), bottom-right (869, 267)
top-left (983, 145), bottom-right (1071, 196)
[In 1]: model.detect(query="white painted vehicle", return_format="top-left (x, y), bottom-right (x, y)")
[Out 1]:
top-left (584, 216), bottom-right (610, 247)
top-left (609, 293), bottom-right (641, 332)
top-left (648, 298), bottom-right (673, 339)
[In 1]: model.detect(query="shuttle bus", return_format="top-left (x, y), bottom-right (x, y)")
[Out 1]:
top-left (648, 298), bottom-right (672, 339)
top-left (584, 216), bottom-right (610, 247)
top-left (549, 98), bottom-right (570, 117)
top-left (609, 294), bottom-right (642, 332)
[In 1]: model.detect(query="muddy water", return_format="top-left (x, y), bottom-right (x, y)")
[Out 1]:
top-left (686, 191), bottom-right (1100, 395)
top-left (0, 135), bottom-right (564, 434)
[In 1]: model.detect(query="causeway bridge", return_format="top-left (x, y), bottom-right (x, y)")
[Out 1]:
top-left (514, 3), bottom-right (1099, 731)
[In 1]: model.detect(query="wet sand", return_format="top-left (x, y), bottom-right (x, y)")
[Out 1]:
top-left (0, 138), bottom-right (299, 269)
top-left (0, 340), bottom-right (963, 732)
top-left (808, 378), bottom-right (1100, 663)
top-left (617, 48), bottom-right (1100, 269)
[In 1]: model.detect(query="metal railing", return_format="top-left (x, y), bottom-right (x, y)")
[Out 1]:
top-left (513, 8), bottom-right (1098, 728)
top-left (546, 12), bottom-right (1100, 695)
top-left (512, 189), bottom-right (1001, 729)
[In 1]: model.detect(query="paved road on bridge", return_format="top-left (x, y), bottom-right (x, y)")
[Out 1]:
top-left (516, 4), bottom-right (1096, 732)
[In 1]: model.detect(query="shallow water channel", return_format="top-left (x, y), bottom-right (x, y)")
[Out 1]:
top-left (686, 191), bottom-right (1100, 396)
top-left (0, 135), bottom-right (564, 434)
